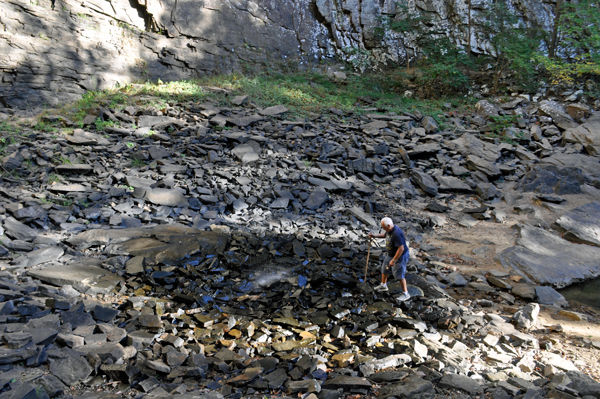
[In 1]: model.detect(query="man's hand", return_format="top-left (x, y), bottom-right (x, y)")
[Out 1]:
top-left (389, 259), bottom-right (396, 267)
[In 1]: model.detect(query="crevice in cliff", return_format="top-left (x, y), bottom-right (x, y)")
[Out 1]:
top-left (130, 0), bottom-right (154, 32)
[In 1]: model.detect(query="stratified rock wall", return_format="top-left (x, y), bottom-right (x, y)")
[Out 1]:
top-left (0, 0), bottom-right (554, 109)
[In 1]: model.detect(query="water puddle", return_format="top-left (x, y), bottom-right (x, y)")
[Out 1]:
top-left (559, 277), bottom-right (600, 313)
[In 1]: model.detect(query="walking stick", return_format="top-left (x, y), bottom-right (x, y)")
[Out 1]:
top-left (364, 236), bottom-right (372, 282)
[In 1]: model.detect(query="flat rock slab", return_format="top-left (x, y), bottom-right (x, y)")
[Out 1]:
top-left (68, 224), bottom-right (228, 264)
top-left (28, 263), bottom-right (123, 294)
top-left (259, 105), bottom-right (288, 116)
top-left (554, 201), bottom-right (600, 247)
top-left (55, 164), bottom-right (93, 174)
top-left (438, 374), bottom-right (484, 395)
top-left (321, 375), bottom-right (372, 391)
top-left (499, 224), bottom-right (600, 288)
top-left (143, 188), bottom-right (189, 207)
top-left (377, 375), bottom-right (434, 399)
top-left (48, 184), bottom-right (87, 193)
top-left (347, 206), bottom-right (377, 227)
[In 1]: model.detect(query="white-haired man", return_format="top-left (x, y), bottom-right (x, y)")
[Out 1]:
top-left (368, 217), bottom-right (411, 302)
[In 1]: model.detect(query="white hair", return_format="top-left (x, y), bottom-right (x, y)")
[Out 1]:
top-left (381, 217), bottom-right (394, 228)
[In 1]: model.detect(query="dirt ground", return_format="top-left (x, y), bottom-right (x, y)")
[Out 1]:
top-left (410, 183), bottom-right (600, 380)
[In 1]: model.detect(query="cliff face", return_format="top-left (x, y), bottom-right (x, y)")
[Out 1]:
top-left (0, 0), bottom-right (554, 110)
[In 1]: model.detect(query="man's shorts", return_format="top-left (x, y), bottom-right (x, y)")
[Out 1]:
top-left (381, 251), bottom-right (410, 280)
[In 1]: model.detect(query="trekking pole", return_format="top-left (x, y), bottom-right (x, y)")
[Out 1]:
top-left (364, 236), bottom-right (372, 282)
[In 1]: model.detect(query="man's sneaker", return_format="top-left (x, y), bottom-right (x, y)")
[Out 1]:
top-left (374, 283), bottom-right (388, 292)
top-left (396, 292), bottom-right (411, 302)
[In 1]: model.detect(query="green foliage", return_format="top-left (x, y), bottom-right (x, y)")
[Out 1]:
top-left (555, 0), bottom-right (600, 62)
top-left (48, 174), bottom-right (61, 184)
top-left (377, 3), bottom-right (472, 96)
top-left (54, 71), bottom-right (476, 128)
top-left (415, 36), bottom-right (473, 97)
top-left (481, 0), bottom-right (543, 93)
top-left (488, 115), bottom-right (518, 134)
top-left (94, 118), bottom-right (117, 131)
top-left (541, 0), bottom-right (600, 83)
top-left (537, 54), bottom-right (600, 84)
top-left (34, 121), bottom-right (58, 133)
top-left (130, 158), bottom-right (146, 168)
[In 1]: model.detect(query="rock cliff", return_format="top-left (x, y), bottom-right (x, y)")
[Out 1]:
top-left (0, 0), bottom-right (554, 110)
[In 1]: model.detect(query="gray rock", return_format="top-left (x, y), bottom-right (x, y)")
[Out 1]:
top-left (3, 217), bottom-right (38, 242)
top-left (565, 370), bottom-right (600, 398)
top-left (377, 374), bottom-right (434, 399)
top-left (562, 113), bottom-right (600, 155)
top-left (411, 170), bottom-right (438, 196)
top-left (466, 155), bottom-right (501, 178)
top-left (438, 374), bottom-right (484, 395)
top-left (538, 100), bottom-right (578, 130)
top-left (18, 246), bottom-right (64, 268)
top-left (535, 286), bottom-right (568, 307)
top-left (477, 182), bottom-right (498, 200)
top-left (447, 133), bottom-right (501, 162)
top-left (49, 355), bottom-right (93, 386)
top-left (259, 105), bottom-right (288, 116)
top-left (517, 164), bottom-right (585, 195)
top-left (513, 303), bottom-right (540, 330)
top-left (475, 100), bottom-right (501, 118)
top-left (499, 224), bottom-right (600, 287)
top-left (554, 201), bottom-right (600, 247)
top-left (436, 176), bottom-right (472, 192)
top-left (304, 190), bottom-right (329, 210)
top-left (347, 206), bottom-right (377, 226)
top-left (321, 376), bottom-right (371, 391)
top-left (231, 143), bottom-right (259, 163)
top-left (28, 263), bottom-right (123, 294)
top-left (144, 188), bottom-right (189, 207)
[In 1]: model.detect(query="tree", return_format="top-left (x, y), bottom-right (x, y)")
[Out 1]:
top-left (551, 0), bottom-right (600, 62)
top-left (481, 0), bottom-right (543, 92)
top-left (541, 0), bottom-right (600, 83)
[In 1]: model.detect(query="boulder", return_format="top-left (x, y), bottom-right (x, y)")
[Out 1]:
top-left (562, 113), bottom-right (600, 155)
top-left (499, 224), bottom-right (600, 288)
top-left (553, 201), bottom-right (600, 247)
top-left (538, 100), bottom-right (578, 130)
top-left (513, 303), bottom-right (540, 330)
top-left (517, 164), bottom-right (585, 195)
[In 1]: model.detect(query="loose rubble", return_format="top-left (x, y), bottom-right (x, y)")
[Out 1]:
top-left (0, 93), bottom-right (600, 399)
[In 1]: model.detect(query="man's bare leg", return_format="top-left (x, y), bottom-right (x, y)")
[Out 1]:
top-left (400, 279), bottom-right (407, 293)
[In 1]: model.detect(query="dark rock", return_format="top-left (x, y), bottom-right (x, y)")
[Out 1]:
top-left (377, 374), bottom-right (434, 399)
top-left (499, 225), bottom-right (600, 287)
top-left (517, 164), bottom-right (585, 195)
top-left (438, 373), bottom-right (484, 395)
top-left (553, 201), bottom-right (600, 247)
top-left (411, 170), bottom-right (438, 196)
top-left (49, 355), bottom-right (93, 386)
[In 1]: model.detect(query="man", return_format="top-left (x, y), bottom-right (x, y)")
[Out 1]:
top-left (368, 217), bottom-right (411, 302)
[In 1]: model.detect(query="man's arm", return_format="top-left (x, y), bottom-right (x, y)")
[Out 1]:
top-left (368, 232), bottom-right (386, 239)
top-left (389, 245), bottom-right (404, 265)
